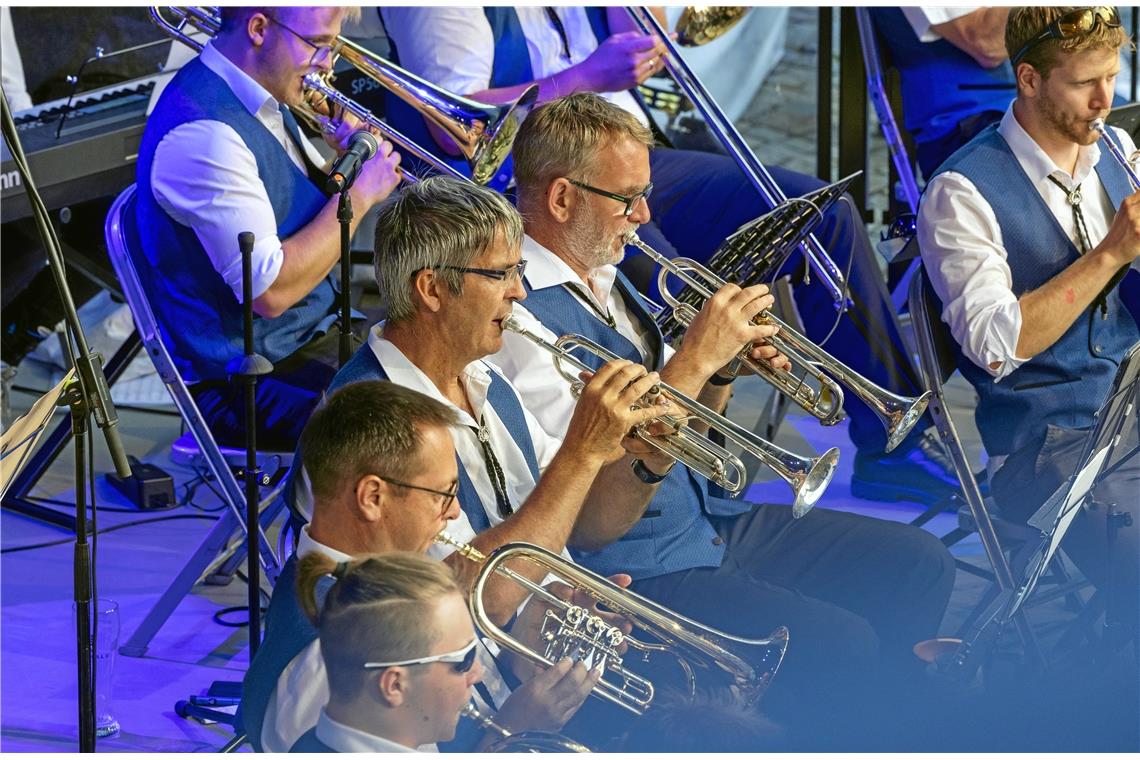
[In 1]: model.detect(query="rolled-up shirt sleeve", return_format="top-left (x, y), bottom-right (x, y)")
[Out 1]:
top-left (917, 171), bottom-right (1028, 381)
top-left (151, 120), bottom-right (285, 302)
top-left (380, 7), bottom-right (495, 95)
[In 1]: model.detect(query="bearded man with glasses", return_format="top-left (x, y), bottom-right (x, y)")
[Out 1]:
top-left (918, 6), bottom-right (1139, 641)
top-left (134, 6), bottom-right (402, 451)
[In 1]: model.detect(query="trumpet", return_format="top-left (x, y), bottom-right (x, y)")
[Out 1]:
top-left (461, 702), bottom-right (591, 753)
top-left (501, 313), bottom-right (837, 517)
top-left (626, 232), bottom-right (931, 454)
top-left (436, 532), bottom-right (789, 716)
top-left (1091, 118), bottom-right (1140, 190)
top-left (150, 7), bottom-right (537, 185)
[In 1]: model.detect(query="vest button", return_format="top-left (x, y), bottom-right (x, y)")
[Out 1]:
top-left (712, 536), bottom-right (724, 546)
top-left (1094, 345), bottom-right (1103, 353)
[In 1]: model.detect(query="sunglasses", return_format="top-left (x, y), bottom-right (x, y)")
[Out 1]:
top-left (1011, 7), bottom-right (1121, 67)
top-left (364, 638), bottom-right (479, 674)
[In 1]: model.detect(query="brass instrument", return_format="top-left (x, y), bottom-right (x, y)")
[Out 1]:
top-left (626, 6), bottom-right (848, 306)
top-left (436, 532), bottom-right (789, 716)
top-left (461, 702), bottom-right (591, 753)
top-left (675, 7), bottom-right (749, 47)
top-left (1091, 118), bottom-right (1140, 190)
top-left (150, 7), bottom-right (537, 185)
top-left (627, 232), bottom-right (931, 453)
top-left (501, 313), bottom-right (837, 517)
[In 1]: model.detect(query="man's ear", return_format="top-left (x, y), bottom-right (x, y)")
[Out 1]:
top-left (246, 11), bottom-right (270, 47)
top-left (377, 667), bottom-right (408, 707)
top-left (1015, 60), bottom-right (1041, 98)
top-left (546, 178), bottom-right (577, 224)
top-left (412, 268), bottom-right (445, 314)
top-left (355, 474), bottom-right (385, 523)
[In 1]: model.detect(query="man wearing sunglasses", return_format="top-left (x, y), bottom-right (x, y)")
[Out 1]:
top-left (134, 7), bottom-right (403, 452)
top-left (918, 7), bottom-right (1139, 639)
top-left (245, 381), bottom-right (605, 752)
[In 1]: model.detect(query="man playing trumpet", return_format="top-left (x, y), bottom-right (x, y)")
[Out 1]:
top-left (918, 6), bottom-right (1139, 637)
top-left (491, 93), bottom-right (957, 739)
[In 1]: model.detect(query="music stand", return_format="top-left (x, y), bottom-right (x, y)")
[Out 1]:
top-left (946, 340), bottom-right (1140, 678)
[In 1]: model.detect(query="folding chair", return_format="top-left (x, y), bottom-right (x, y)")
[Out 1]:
top-left (104, 185), bottom-right (289, 657)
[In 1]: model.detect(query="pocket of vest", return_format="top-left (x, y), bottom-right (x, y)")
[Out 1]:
top-left (642, 509), bottom-right (661, 518)
top-left (1011, 376), bottom-right (1080, 392)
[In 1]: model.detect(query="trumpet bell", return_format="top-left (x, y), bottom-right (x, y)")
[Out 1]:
top-left (792, 446), bottom-right (840, 518)
top-left (884, 390), bottom-right (931, 454)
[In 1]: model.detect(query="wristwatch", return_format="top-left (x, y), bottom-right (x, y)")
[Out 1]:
top-left (631, 457), bottom-right (673, 483)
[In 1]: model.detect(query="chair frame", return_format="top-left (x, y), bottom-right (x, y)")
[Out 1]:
top-left (105, 184), bottom-right (285, 656)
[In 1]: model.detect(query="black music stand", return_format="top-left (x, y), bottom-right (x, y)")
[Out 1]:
top-left (944, 340), bottom-right (1140, 679)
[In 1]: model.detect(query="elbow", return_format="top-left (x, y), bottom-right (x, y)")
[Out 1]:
top-left (252, 290), bottom-right (289, 320)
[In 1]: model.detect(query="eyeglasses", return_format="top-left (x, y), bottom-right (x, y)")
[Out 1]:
top-left (437, 259), bottom-right (528, 283)
top-left (568, 179), bottom-right (654, 217)
top-left (364, 638), bottom-right (479, 674)
top-left (378, 475), bottom-right (458, 517)
top-left (265, 14), bottom-right (338, 68)
top-left (1010, 7), bottom-right (1121, 67)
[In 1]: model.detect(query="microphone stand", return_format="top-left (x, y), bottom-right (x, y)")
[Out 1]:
top-left (224, 232), bottom-right (273, 657)
top-left (337, 190), bottom-right (353, 367)
top-left (2, 87), bottom-right (132, 752)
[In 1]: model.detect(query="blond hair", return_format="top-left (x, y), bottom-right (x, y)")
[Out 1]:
top-left (512, 93), bottom-right (655, 207)
top-left (1006, 7), bottom-right (1131, 79)
top-left (297, 550), bottom-right (461, 696)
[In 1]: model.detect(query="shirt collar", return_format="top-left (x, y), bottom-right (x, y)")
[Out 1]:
top-left (366, 323), bottom-right (493, 428)
top-left (297, 525), bottom-right (351, 563)
top-left (314, 708), bottom-right (416, 753)
top-left (521, 233), bottom-right (619, 309)
top-left (199, 41), bottom-right (280, 120)
top-left (999, 105), bottom-right (1101, 186)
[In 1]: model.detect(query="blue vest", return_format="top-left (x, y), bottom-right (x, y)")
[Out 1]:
top-left (934, 125), bottom-right (1139, 456)
top-left (320, 343), bottom-right (541, 534)
top-left (871, 9), bottom-right (1014, 148)
top-left (134, 57), bottom-right (338, 382)
top-left (382, 7), bottom-right (610, 190)
top-left (521, 270), bottom-right (748, 580)
top-left (240, 555), bottom-right (320, 752)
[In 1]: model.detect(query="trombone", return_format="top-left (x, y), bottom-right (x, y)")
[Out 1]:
top-left (150, 7), bottom-right (537, 185)
top-left (501, 313), bottom-right (837, 517)
top-left (626, 6), bottom-right (848, 306)
top-left (627, 232), bottom-right (931, 454)
top-left (436, 532), bottom-right (790, 716)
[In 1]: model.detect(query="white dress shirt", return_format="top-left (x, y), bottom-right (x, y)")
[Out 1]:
top-left (259, 526), bottom-right (509, 753)
top-left (900, 7), bottom-right (981, 42)
top-left (380, 7), bottom-right (647, 127)
top-left (1, 8), bottom-right (33, 112)
top-left (149, 42), bottom-right (328, 303)
top-left (918, 106), bottom-right (1138, 383)
top-left (492, 235), bottom-right (674, 440)
top-left (311, 708), bottom-right (416, 753)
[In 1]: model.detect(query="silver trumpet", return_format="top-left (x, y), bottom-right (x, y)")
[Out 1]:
top-left (150, 7), bottom-right (537, 185)
top-left (436, 532), bottom-right (790, 716)
top-left (460, 702), bottom-right (591, 752)
top-left (626, 232), bottom-right (931, 454)
top-left (1091, 118), bottom-right (1140, 190)
top-left (501, 313), bottom-right (837, 517)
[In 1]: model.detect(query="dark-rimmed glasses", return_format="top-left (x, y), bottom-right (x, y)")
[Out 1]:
top-left (364, 638), bottom-right (479, 673)
top-left (1011, 7), bottom-right (1121, 67)
top-left (264, 14), bottom-right (338, 68)
top-left (378, 475), bottom-right (458, 517)
top-left (437, 260), bottom-right (528, 283)
top-left (568, 179), bottom-right (654, 217)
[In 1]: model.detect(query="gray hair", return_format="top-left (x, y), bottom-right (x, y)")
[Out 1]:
top-left (373, 176), bottom-right (523, 324)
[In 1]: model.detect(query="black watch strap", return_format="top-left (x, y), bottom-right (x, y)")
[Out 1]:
top-left (632, 458), bottom-right (671, 483)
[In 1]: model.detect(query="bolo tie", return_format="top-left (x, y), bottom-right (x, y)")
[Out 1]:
top-left (469, 417), bottom-right (515, 519)
top-left (1045, 175), bottom-right (1122, 319)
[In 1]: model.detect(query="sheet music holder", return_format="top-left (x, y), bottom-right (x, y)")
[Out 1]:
top-left (657, 172), bottom-right (860, 342)
top-left (0, 369), bottom-right (75, 499)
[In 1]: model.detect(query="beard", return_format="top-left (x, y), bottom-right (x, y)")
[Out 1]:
top-left (1039, 90), bottom-right (1105, 146)
top-left (565, 208), bottom-right (636, 272)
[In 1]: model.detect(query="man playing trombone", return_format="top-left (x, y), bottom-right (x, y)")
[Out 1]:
top-left (136, 6), bottom-right (402, 450)
top-left (491, 93), bottom-right (957, 741)
top-left (917, 6), bottom-right (1139, 637)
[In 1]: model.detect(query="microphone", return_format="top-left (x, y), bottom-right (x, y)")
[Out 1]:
top-left (325, 131), bottom-right (379, 194)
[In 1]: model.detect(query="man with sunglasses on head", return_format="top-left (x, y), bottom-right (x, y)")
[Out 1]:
top-left (918, 6), bottom-right (1139, 639)
top-left (244, 381), bottom-right (605, 752)
top-left (134, 7), bottom-right (402, 452)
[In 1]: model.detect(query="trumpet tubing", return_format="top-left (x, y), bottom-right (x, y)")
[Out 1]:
top-left (1091, 118), bottom-right (1140, 191)
top-left (436, 532), bottom-right (790, 716)
top-left (460, 702), bottom-right (592, 752)
top-left (626, 232), bottom-right (931, 453)
top-left (501, 314), bottom-right (837, 516)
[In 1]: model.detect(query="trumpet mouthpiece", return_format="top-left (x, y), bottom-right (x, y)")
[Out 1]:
top-left (622, 231), bottom-right (641, 246)
top-left (1090, 117), bottom-right (1106, 135)
top-left (500, 313), bottom-right (523, 333)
